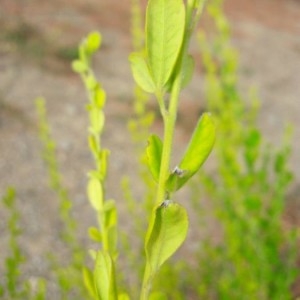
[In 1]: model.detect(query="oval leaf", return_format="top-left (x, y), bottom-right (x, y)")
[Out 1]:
top-left (145, 201), bottom-right (188, 275)
top-left (146, 0), bottom-right (185, 88)
top-left (86, 31), bottom-right (102, 54)
top-left (165, 54), bottom-right (195, 93)
top-left (72, 60), bottom-right (87, 73)
top-left (87, 177), bottom-right (103, 211)
top-left (94, 85), bottom-right (106, 108)
top-left (83, 267), bottom-right (97, 299)
top-left (88, 226), bottom-right (102, 242)
top-left (129, 53), bottom-right (156, 93)
top-left (166, 113), bottom-right (216, 191)
top-left (89, 108), bottom-right (105, 134)
top-left (146, 134), bottom-right (163, 182)
top-left (94, 251), bottom-right (117, 300)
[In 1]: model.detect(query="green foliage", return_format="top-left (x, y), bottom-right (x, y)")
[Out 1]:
top-left (146, 0), bottom-right (185, 90)
top-left (146, 135), bottom-right (163, 182)
top-left (129, 53), bottom-right (156, 93)
top-left (36, 97), bottom-right (86, 299)
top-left (166, 113), bottom-right (216, 192)
top-left (130, 1), bottom-right (214, 298)
top-left (191, 0), bottom-right (298, 299)
top-left (145, 202), bottom-right (188, 275)
top-left (94, 252), bottom-right (118, 300)
top-left (0, 188), bottom-right (46, 300)
top-left (1, 187), bottom-right (25, 299)
top-left (36, 98), bottom-right (79, 247)
top-left (73, 31), bottom-right (120, 300)
top-left (121, 1), bottom-right (159, 296)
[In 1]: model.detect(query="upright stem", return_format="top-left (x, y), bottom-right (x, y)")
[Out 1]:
top-left (140, 61), bottom-right (183, 300)
top-left (155, 74), bottom-right (182, 206)
top-left (140, 34), bottom-right (186, 300)
top-left (140, 1), bottom-right (207, 298)
top-left (154, 0), bottom-right (205, 206)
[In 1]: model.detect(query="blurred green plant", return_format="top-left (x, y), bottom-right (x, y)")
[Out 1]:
top-left (35, 98), bottom-right (86, 299)
top-left (0, 187), bottom-right (46, 300)
top-left (189, 0), bottom-right (299, 298)
top-left (0, 187), bottom-right (25, 299)
top-left (72, 31), bottom-right (120, 299)
top-left (119, 0), bottom-right (156, 296)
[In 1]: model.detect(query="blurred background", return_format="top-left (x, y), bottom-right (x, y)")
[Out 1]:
top-left (0, 0), bottom-right (300, 298)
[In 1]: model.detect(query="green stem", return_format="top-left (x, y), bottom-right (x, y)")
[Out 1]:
top-left (155, 76), bottom-right (182, 206)
top-left (140, 40), bottom-right (185, 300)
top-left (155, 0), bottom-right (205, 206)
top-left (140, 263), bottom-right (151, 300)
top-left (140, 69), bottom-right (182, 300)
top-left (140, 2), bottom-right (207, 298)
top-left (84, 67), bottom-right (112, 255)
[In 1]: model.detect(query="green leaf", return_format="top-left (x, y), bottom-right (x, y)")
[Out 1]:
top-left (94, 251), bottom-right (117, 300)
top-left (89, 108), bottom-right (105, 134)
top-left (244, 128), bottom-right (261, 168)
top-left (94, 86), bottom-right (106, 108)
top-left (88, 135), bottom-right (99, 155)
top-left (100, 149), bottom-right (110, 178)
top-left (85, 74), bottom-right (98, 90)
top-left (181, 55), bottom-right (195, 89)
top-left (72, 60), bottom-right (87, 73)
top-left (103, 200), bottom-right (117, 227)
top-left (146, 0), bottom-right (185, 89)
top-left (146, 134), bottom-right (163, 182)
top-left (103, 200), bottom-right (118, 254)
top-left (145, 201), bottom-right (188, 276)
top-left (87, 177), bottom-right (103, 211)
top-left (118, 293), bottom-right (130, 300)
top-left (2, 187), bottom-right (16, 207)
top-left (129, 53), bottom-right (156, 93)
top-left (83, 267), bottom-right (97, 299)
top-left (88, 226), bottom-right (102, 242)
top-left (86, 31), bottom-right (102, 54)
top-left (165, 54), bottom-right (195, 92)
top-left (166, 113), bottom-right (216, 191)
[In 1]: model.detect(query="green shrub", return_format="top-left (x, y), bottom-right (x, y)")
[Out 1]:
top-left (191, 0), bottom-right (298, 299)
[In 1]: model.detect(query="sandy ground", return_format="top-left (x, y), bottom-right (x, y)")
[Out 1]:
top-left (0, 0), bottom-right (300, 295)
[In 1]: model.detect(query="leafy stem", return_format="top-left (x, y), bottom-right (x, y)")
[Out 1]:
top-left (155, 74), bottom-right (182, 206)
top-left (73, 32), bottom-right (119, 299)
top-left (139, 1), bottom-right (212, 299)
top-left (155, 0), bottom-right (207, 206)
